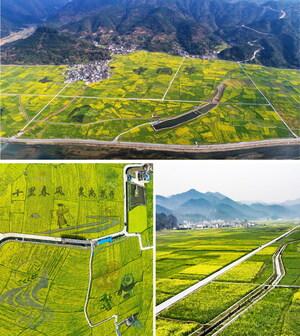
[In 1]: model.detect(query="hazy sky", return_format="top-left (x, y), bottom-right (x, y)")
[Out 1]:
top-left (155, 161), bottom-right (300, 203)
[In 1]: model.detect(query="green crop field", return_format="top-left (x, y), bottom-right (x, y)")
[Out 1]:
top-left (219, 240), bottom-right (300, 336)
top-left (1, 52), bottom-right (299, 145)
top-left (121, 104), bottom-right (292, 145)
top-left (243, 65), bottom-right (300, 136)
top-left (218, 233), bottom-right (300, 336)
top-left (164, 58), bottom-right (266, 104)
top-left (280, 241), bottom-right (300, 286)
top-left (157, 279), bottom-right (198, 305)
top-left (219, 287), bottom-right (300, 336)
top-left (83, 52), bottom-right (183, 99)
top-left (0, 65), bottom-right (68, 95)
top-left (0, 163), bottom-right (153, 336)
top-left (0, 239), bottom-right (152, 336)
top-left (156, 319), bottom-right (199, 336)
top-left (156, 223), bottom-right (300, 336)
top-left (156, 224), bottom-right (294, 283)
top-left (160, 282), bottom-right (257, 323)
top-left (0, 163), bottom-right (125, 239)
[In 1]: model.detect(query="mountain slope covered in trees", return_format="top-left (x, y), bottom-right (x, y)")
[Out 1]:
top-left (1, 26), bottom-right (110, 64)
top-left (1, 0), bottom-right (68, 37)
top-left (1, 0), bottom-right (299, 68)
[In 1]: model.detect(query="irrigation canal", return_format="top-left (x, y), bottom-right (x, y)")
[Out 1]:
top-left (152, 103), bottom-right (218, 131)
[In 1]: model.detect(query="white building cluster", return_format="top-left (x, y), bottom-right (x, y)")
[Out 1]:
top-left (107, 43), bottom-right (138, 55)
top-left (64, 60), bottom-right (111, 85)
top-left (181, 219), bottom-right (257, 230)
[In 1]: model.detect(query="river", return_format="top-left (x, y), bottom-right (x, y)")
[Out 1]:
top-left (1, 143), bottom-right (299, 160)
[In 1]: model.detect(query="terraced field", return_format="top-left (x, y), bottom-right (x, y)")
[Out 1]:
top-left (156, 224), bottom-right (300, 336)
top-left (1, 52), bottom-right (299, 145)
top-left (0, 163), bottom-right (154, 336)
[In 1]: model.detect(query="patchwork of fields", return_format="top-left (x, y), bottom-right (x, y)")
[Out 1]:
top-left (0, 238), bottom-right (153, 336)
top-left (1, 52), bottom-right (299, 145)
top-left (156, 224), bottom-right (300, 336)
top-left (0, 163), bottom-right (125, 239)
top-left (0, 163), bottom-right (154, 336)
top-left (218, 236), bottom-right (300, 336)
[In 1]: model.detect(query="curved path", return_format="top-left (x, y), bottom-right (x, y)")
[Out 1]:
top-left (239, 25), bottom-right (273, 36)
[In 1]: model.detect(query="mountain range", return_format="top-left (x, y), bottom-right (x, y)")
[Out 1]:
top-left (157, 189), bottom-right (300, 222)
top-left (1, 0), bottom-right (299, 68)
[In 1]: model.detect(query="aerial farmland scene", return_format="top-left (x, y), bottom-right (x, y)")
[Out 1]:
top-left (1, 52), bottom-right (299, 159)
top-left (156, 161), bottom-right (300, 336)
top-left (1, 0), bottom-right (299, 159)
top-left (0, 163), bottom-right (154, 336)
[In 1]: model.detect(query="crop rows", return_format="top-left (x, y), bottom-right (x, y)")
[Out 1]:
top-left (156, 224), bottom-right (299, 336)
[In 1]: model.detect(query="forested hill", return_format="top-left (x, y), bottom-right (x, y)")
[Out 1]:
top-left (54, 0), bottom-right (300, 68)
top-left (1, 0), bottom-right (299, 68)
top-left (1, 0), bottom-right (68, 37)
top-left (1, 26), bottom-right (111, 65)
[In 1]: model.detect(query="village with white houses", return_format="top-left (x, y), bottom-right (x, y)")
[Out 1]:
top-left (64, 60), bottom-right (111, 85)
top-left (62, 38), bottom-right (219, 86)
top-left (180, 219), bottom-right (258, 230)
